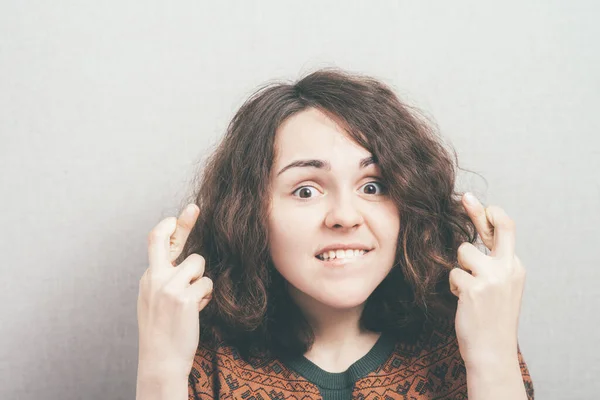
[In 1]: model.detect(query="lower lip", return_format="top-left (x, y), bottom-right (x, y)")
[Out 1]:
top-left (315, 251), bottom-right (371, 266)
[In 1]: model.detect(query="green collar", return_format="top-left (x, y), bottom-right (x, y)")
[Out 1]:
top-left (283, 332), bottom-right (396, 390)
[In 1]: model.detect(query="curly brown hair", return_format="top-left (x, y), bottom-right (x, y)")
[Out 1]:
top-left (175, 68), bottom-right (481, 362)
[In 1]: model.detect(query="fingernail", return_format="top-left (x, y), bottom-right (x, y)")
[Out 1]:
top-left (464, 192), bottom-right (478, 205)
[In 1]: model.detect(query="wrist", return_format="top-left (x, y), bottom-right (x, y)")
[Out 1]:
top-left (465, 357), bottom-right (527, 400)
top-left (463, 345), bottom-right (518, 370)
top-left (136, 368), bottom-right (189, 400)
top-left (137, 354), bottom-right (192, 380)
top-left (466, 355), bottom-right (521, 383)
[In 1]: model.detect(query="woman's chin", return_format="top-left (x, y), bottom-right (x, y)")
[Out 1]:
top-left (287, 282), bottom-right (378, 311)
top-left (322, 298), bottom-right (368, 310)
top-left (312, 289), bottom-right (373, 310)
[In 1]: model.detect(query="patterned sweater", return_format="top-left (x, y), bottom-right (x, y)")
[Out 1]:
top-left (188, 317), bottom-right (534, 399)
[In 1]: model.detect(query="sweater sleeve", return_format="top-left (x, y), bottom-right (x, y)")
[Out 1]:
top-left (518, 344), bottom-right (535, 400)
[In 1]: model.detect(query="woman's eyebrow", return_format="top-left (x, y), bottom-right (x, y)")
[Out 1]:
top-left (276, 156), bottom-right (377, 177)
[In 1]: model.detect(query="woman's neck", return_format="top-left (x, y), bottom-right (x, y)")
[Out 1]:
top-left (289, 287), bottom-right (381, 372)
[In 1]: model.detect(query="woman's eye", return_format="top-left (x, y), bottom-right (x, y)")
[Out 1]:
top-left (361, 181), bottom-right (386, 195)
top-left (292, 182), bottom-right (386, 199)
top-left (292, 186), bottom-right (319, 199)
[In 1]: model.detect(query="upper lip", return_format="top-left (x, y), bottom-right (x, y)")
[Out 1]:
top-left (315, 243), bottom-right (373, 256)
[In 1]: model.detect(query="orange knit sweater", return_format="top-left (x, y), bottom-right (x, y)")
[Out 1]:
top-left (188, 317), bottom-right (534, 399)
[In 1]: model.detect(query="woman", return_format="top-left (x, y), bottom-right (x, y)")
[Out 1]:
top-left (136, 68), bottom-right (534, 399)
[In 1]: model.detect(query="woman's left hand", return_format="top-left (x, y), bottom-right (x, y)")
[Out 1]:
top-left (449, 193), bottom-right (527, 370)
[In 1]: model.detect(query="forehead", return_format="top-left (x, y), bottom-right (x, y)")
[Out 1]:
top-left (273, 108), bottom-right (370, 167)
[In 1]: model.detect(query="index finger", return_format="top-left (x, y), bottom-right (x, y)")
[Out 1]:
top-left (148, 217), bottom-right (177, 270)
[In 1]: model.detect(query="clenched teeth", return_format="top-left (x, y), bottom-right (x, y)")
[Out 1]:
top-left (316, 249), bottom-right (368, 260)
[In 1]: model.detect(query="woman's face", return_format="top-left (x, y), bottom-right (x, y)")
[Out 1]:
top-left (268, 108), bottom-right (400, 311)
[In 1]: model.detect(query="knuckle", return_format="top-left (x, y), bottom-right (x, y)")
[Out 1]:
top-left (449, 268), bottom-right (463, 286)
top-left (514, 254), bottom-right (523, 265)
top-left (139, 269), bottom-right (152, 288)
top-left (139, 268), bottom-right (150, 282)
top-left (449, 267), bottom-right (458, 278)
top-left (484, 205), bottom-right (495, 217)
top-left (180, 257), bottom-right (206, 280)
top-left (147, 229), bottom-right (161, 245)
top-left (519, 263), bottom-right (527, 275)
top-left (513, 264), bottom-right (526, 280)
top-left (189, 253), bottom-right (206, 271)
top-left (466, 285), bottom-right (483, 300)
top-left (203, 277), bottom-right (214, 292)
top-left (486, 204), bottom-right (501, 214)
top-left (504, 218), bottom-right (516, 230)
top-left (182, 291), bottom-right (198, 305)
top-left (190, 253), bottom-right (204, 262)
top-left (193, 276), bottom-right (212, 294)
top-left (187, 261), bottom-right (203, 276)
top-left (488, 205), bottom-right (515, 229)
top-left (486, 275), bottom-right (502, 287)
top-left (457, 243), bottom-right (473, 261)
top-left (142, 269), bottom-right (163, 289)
top-left (472, 282), bottom-right (487, 294)
top-left (189, 253), bottom-right (205, 263)
top-left (474, 209), bottom-right (487, 221)
top-left (162, 284), bottom-right (184, 302)
top-left (147, 268), bottom-right (165, 282)
top-left (179, 217), bottom-right (194, 231)
top-left (148, 217), bottom-right (176, 242)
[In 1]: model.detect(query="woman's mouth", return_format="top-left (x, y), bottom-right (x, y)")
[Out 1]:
top-left (315, 249), bottom-right (372, 263)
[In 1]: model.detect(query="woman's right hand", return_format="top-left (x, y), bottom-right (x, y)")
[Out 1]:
top-left (137, 203), bottom-right (213, 380)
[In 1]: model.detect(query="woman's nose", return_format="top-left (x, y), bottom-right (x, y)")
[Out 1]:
top-left (324, 193), bottom-right (365, 229)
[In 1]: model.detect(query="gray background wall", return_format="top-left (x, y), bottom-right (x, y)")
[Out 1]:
top-left (1, 1), bottom-right (598, 399)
